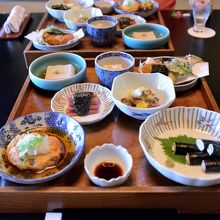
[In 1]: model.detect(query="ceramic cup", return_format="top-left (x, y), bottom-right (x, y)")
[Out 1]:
top-left (86, 15), bottom-right (117, 46)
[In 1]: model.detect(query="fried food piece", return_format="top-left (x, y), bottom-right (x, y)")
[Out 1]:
top-left (119, 0), bottom-right (140, 12)
top-left (6, 133), bottom-right (65, 171)
top-left (142, 63), bottom-right (168, 75)
top-left (43, 32), bottom-right (74, 45)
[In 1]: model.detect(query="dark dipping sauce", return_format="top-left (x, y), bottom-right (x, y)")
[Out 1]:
top-left (94, 161), bottom-right (123, 180)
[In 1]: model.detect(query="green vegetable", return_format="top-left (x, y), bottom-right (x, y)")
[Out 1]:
top-left (165, 59), bottom-right (192, 76)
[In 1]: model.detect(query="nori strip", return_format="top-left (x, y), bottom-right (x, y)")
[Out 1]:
top-left (151, 64), bottom-right (168, 75)
top-left (207, 144), bottom-right (220, 157)
top-left (196, 138), bottom-right (220, 152)
top-left (185, 152), bottom-right (210, 165)
top-left (72, 92), bottom-right (93, 116)
top-left (172, 142), bottom-right (199, 155)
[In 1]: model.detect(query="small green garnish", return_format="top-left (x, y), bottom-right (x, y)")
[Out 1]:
top-left (17, 135), bottom-right (47, 158)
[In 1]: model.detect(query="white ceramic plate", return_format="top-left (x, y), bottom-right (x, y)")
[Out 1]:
top-left (114, 14), bottom-right (146, 35)
top-left (51, 83), bottom-right (114, 125)
top-left (139, 107), bottom-right (220, 187)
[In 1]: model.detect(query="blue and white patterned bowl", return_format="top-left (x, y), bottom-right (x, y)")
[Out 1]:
top-left (95, 51), bottom-right (135, 88)
top-left (111, 72), bottom-right (175, 120)
top-left (122, 23), bottom-right (170, 49)
top-left (139, 107), bottom-right (220, 186)
top-left (86, 15), bottom-right (117, 46)
top-left (29, 52), bottom-right (86, 91)
top-left (0, 112), bottom-right (85, 184)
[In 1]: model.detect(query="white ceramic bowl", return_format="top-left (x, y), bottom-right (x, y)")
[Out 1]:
top-left (84, 143), bottom-right (133, 187)
top-left (45, 0), bottom-right (81, 22)
top-left (111, 72), bottom-right (176, 120)
top-left (139, 107), bottom-right (220, 186)
top-left (64, 7), bottom-right (103, 31)
top-left (94, 0), bottom-right (114, 14)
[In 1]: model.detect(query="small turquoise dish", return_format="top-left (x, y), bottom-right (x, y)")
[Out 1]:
top-left (122, 23), bottom-right (170, 49)
top-left (29, 52), bottom-right (86, 91)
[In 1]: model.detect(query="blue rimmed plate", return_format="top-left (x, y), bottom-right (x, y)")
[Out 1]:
top-left (51, 83), bottom-right (114, 125)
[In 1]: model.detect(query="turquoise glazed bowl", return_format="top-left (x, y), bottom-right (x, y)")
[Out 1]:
top-left (29, 52), bottom-right (86, 91)
top-left (122, 23), bottom-right (170, 49)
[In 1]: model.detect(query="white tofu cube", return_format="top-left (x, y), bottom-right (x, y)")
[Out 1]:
top-left (132, 31), bottom-right (156, 40)
top-left (45, 64), bottom-right (75, 80)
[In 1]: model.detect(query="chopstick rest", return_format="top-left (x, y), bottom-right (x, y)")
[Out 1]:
top-left (3, 5), bottom-right (27, 34)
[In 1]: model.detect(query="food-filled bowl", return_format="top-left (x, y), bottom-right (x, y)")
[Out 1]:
top-left (122, 23), bottom-right (170, 49)
top-left (84, 143), bottom-right (133, 187)
top-left (111, 72), bottom-right (175, 120)
top-left (29, 52), bottom-right (86, 91)
top-left (95, 51), bottom-right (135, 88)
top-left (0, 112), bottom-right (85, 184)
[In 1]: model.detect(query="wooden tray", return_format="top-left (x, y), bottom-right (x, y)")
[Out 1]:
top-left (1, 61), bottom-right (220, 214)
top-left (23, 11), bottom-right (174, 68)
top-left (0, 13), bottom-right (31, 40)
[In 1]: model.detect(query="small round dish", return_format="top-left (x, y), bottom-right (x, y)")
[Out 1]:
top-left (84, 143), bottom-right (133, 187)
top-left (94, 0), bottom-right (114, 14)
top-left (114, 14), bottom-right (146, 35)
top-left (122, 23), bottom-right (170, 49)
top-left (111, 72), bottom-right (175, 120)
top-left (95, 51), bottom-right (135, 88)
top-left (113, 0), bottom-right (159, 18)
top-left (0, 112), bottom-right (85, 184)
top-left (29, 52), bottom-right (86, 91)
top-left (51, 83), bottom-right (114, 125)
top-left (64, 7), bottom-right (103, 31)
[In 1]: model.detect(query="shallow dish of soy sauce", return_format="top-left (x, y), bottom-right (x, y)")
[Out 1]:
top-left (139, 107), bottom-right (220, 187)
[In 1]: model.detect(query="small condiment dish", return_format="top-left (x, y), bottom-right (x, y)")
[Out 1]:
top-left (95, 51), bottom-right (135, 88)
top-left (94, 0), bottom-right (114, 14)
top-left (84, 143), bottom-right (133, 187)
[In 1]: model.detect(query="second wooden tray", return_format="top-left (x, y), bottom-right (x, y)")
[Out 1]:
top-left (23, 11), bottom-right (174, 67)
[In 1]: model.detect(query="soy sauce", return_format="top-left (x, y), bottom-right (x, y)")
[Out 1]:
top-left (94, 161), bottom-right (123, 180)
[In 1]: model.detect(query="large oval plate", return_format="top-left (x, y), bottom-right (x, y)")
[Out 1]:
top-left (113, 0), bottom-right (159, 18)
top-left (139, 107), bottom-right (220, 187)
top-left (51, 83), bottom-right (114, 125)
top-left (0, 112), bottom-right (85, 184)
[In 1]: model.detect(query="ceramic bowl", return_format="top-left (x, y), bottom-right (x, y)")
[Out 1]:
top-left (0, 112), bottom-right (85, 184)
top-left (122, 23), bottom-right (170, 49)
top-left (94, 51), bottom-right (135, 88)
top-left (64, 7), bottom-right (102, 31)
top-left (114, 14), bottom-right (146, 35)
top-left (84, 143), bottom-right (133, 187)
top-left (139, 107), bottom-right (220, 186)
top-left (45, 0), bottom-right (81, 22)
top-left (94, 0), bottom-right (114, 14)
top-left (111, 72), bottom-right (175, 120)
top-left (86, 15), bottom-right (118, 46)
top-left (113, 0), bottom-right (159, 18)
top-left (29, 52), bottom-right (86, 91)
